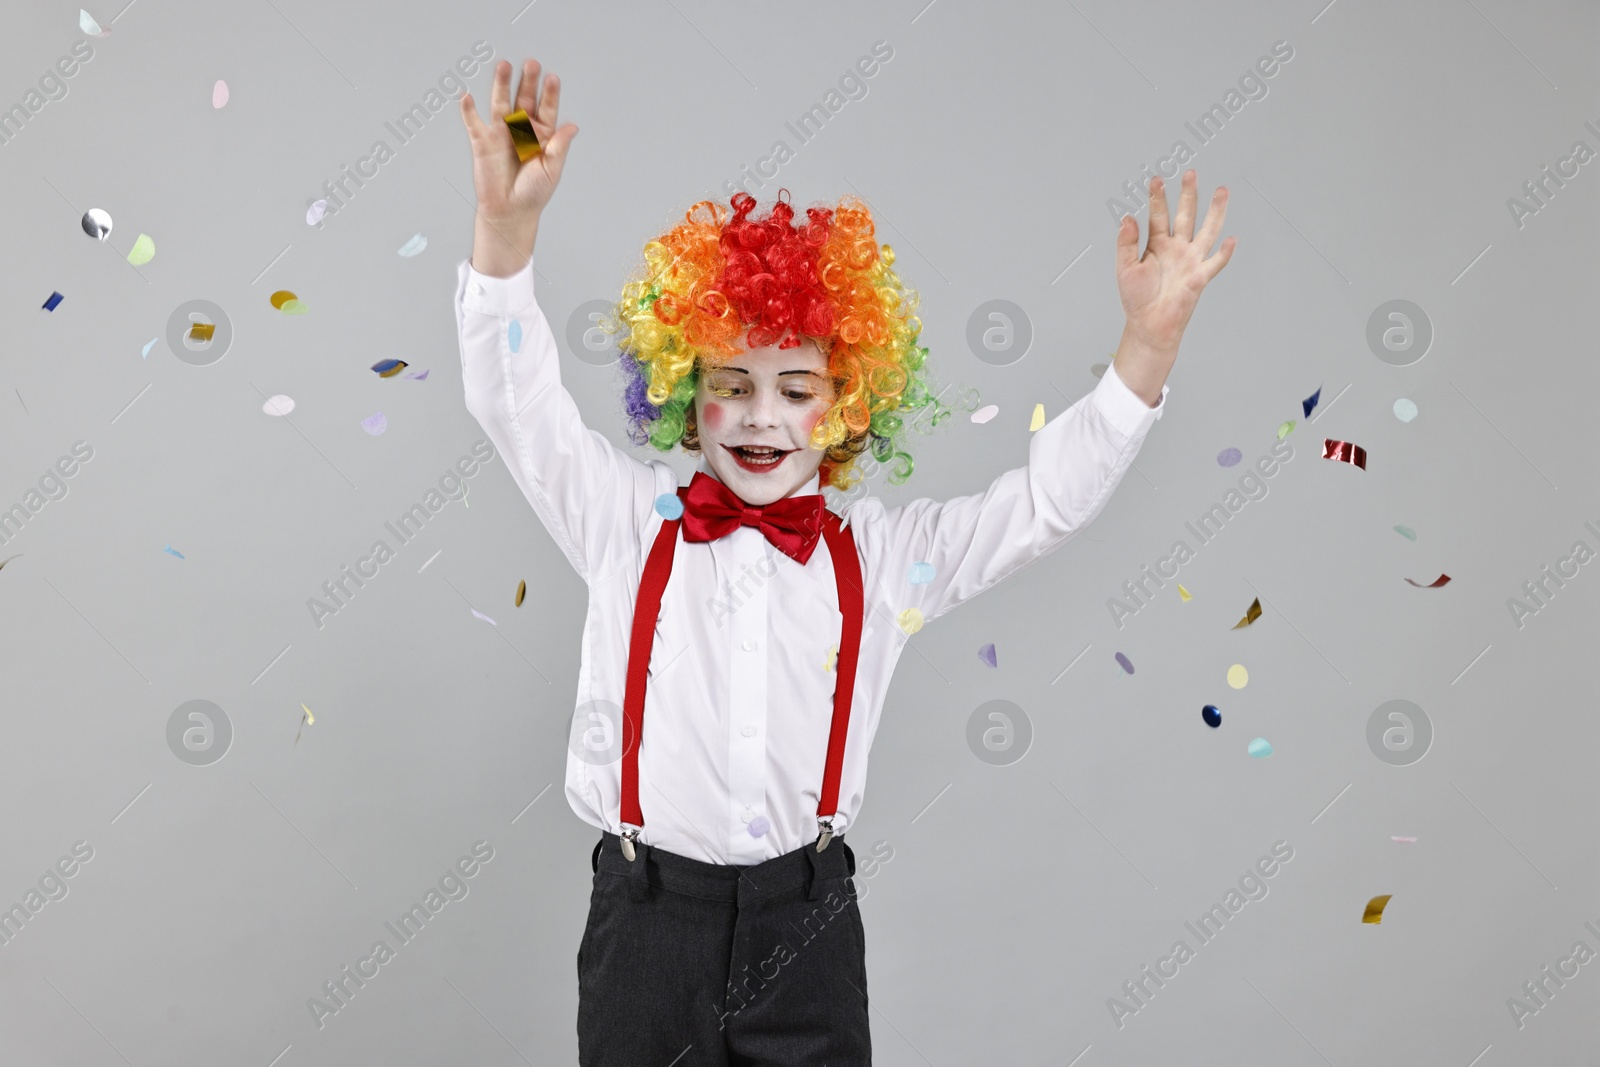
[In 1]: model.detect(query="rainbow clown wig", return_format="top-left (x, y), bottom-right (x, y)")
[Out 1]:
top-left (608, 190), bottom-right (957, 491)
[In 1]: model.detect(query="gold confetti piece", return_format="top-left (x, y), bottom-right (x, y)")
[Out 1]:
top-left (515, 579), bottom-right (526, 606)
top-left (187, 322), bottom-right (214, 341)
top-left (825, 643), bottom-right (838, 672)
top-left (270, 289), bottom-right (297, 309)
top-left (294, 703), bottom-right (314, 746)
top-left (503, 108), bottom-right (543, 162)
top-left (1028, 403), bottom-right (1045, 431)
top-left (1227, 664), bottom-right (1249, 689)
top-left (1178, 584), bottom-right (1192, 602)
top-left (1231, 596), bottom-right (1262, 629)
top-left (127, 233), bottom-right (155, 265)
top-left (897, 608), bottom-right (924, 635)
top-left (1362, 894), bottom-right (1392, 924)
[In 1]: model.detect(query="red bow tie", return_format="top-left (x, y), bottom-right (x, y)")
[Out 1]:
top-left (679, 470), bottom-right (827, 565)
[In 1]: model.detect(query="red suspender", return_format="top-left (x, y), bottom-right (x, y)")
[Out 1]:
top-left (618, 486), bottom-right (865, 855)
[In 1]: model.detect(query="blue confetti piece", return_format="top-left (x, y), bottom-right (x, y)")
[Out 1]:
top-left (747, 815), bottom-right (770, 838)
top-left (1217, 447), bottom-right (1241, 467)
top-left (1248, 737), bottom-right (1273, 758)
top-left (141, 337), bottom-right (157, 359)
top-left (163, 545), bottom-right (185, 559)
top-left (1393, 398), bottom-right (1417, 423)
top-left (42, 291), bottom-right (63, 311)
top-left (1202, 705), bottom-right (1221, 728)
top-left (397, 233), bottom-right (427, 257)
top-left (371, 358), bottom-right (405, 377)
top-left (908, 561), bottom-right (935, 584)
top-left (508, 319), bottom-right (522, 353)
top-left (654, 493), bottom-right (684, 520)
top-left (1302, 387), bottom-right (1321, 419)
top-left (1115, 651), bottom-right (1134, 675)
top-left (978, 643), bottom-right (997, 668)
top-left (1394, 525), bottom-right (1416, 541)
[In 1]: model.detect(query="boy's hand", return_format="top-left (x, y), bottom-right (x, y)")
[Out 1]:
top-left (1111, 170), bottom-right (1235, 406)
top-left (459, 58), bottom-right (578, 275)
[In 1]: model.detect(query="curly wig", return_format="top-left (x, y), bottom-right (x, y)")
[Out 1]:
top-left (606, 189), bottom-right (957, 491)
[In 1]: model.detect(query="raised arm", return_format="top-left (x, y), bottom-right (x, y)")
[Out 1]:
top-left (849, 363), bottom-right (1166, 625)
top-left (456, 58), bottom-right (666, 582)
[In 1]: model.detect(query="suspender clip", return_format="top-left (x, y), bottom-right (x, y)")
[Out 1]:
top-left (815, 816), bottom-right (835, 852)
top-left (619, 823), bottom-right (641, 862)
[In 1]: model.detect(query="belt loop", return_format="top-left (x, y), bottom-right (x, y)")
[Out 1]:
top-left (804, 842), bottom-right (824, 901)
top-left (628, 842), bottom-right (652, 903)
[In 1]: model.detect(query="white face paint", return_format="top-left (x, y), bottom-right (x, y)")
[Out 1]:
top-left (691, 337), bottom-right (835, 507)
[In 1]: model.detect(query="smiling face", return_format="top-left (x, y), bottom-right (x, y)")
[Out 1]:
top-left (689, 337), bottom-right (837, 506)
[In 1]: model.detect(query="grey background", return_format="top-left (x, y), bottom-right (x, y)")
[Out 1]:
top-left (1, 0), bottom-right (1596, 1064)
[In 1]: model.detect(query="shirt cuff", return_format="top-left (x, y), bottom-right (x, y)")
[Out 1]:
top-left (1093, 361), bottom-right (1168, 438)
top-left (458, 256), bottom-right (538, 317)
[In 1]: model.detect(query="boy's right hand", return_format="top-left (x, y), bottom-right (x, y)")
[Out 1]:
top-left (460, 58), bottom-right (578, 276)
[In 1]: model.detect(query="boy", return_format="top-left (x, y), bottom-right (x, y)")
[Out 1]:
top-left (455, 57), bottom-right (1233, 1065)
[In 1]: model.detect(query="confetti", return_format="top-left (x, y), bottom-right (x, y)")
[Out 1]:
top-left (516, 580), bottom-right (526, 606)
top-left (471, 607), bottom-right (498, 627)
top-left (907, 561), bottom-right (935, 584)
top-left (127, 233), bottom-right (155, 265)
top-left (361, 412), bottom-right (387, 435)
top-left (79, 9), bottom-right (104, 36)
top-left (1362, 894), bottom-right (1392, 924)
top-left (1227, 664), bottom-right (1249, 689)
top-left (970, 404), bottom-right (999, 424)
top-left (398, 233), bottom-right (427, 257)
top-left (1394, 525), bottom-right (1416, 541)
top-left (1028, 403), bottom-right (1045, 431)
top-left (508, 320), bottom-right (522, 352)
top-left (187, 323), bottom-right (214, 342)
top-left (1277, 421), bottom-right (1296, 440)
top-left (825, 644), bottom-right (838, 672)
top-left (748, 815), bottom-right (770, 838)
top-left (502, 108), bottom-right (543, 161)
top-left (306, 199), bottom-right (328, 226)
top-left (1393, 398), bottom-right (1417, 423)
top-left (280, 298), bottom-right (307, 315)
top-left (262, 395), bottom-right (295, 416)
top-left (141, 337), bottom-right (157, 358)
top-left (42, 291), bottom-right (63, 311)
top-left (407, 369), bottom-right (430, 381)
top-left (294, 703), bottom-right (314, 746)
top-left (978, 643), bottom-right (997, 668)
top-left (1231, 596), bottom-right (1262, 629)
top-left (1202, 705), bottom-right (1221, 728)
top-left (1323, 438), bottom-right (1366, 469)
top-left (1404, 574), bottom-right (1450, 588)
top-left (1178, 584), bottom-right (1192, 602)
top-left (654, 493), bottom-right (684, 520)
top-left (1115, 651), bottom-right (1134, 674)
top-left (269, 287), bottom-right (293, 307)
top-left (212, 80), bottom-right (228, 108)
top-left (163, 545), bottom-right (185, 559)
top-left (81, 208), bottom-right (112, 240)
top-left (1302, 386), bottom-right (1321, 419)
top-left (0, 554), bottom-right (23, 572)
top-left (370, 359), bottom-right (408, 378)
top-left (1247, 737), bottom-right (1272, 758)
top-left (1217, 447), bottom-right (1242, 467)
top-left (896, 608), bottom-right (924, 635)
top-left (1090, 362), bottom-right (1108, 379)
top-left (1390, 836), bottom-right (1417, 843)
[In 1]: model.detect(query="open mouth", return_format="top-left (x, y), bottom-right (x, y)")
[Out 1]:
top-left (725, 444), bottom-right (791, 472)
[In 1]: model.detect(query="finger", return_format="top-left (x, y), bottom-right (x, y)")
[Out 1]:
top-left (514, 58), bottom-right (542, 119)
top-left (1194, 185), bottom-right (1229, 257)
top-left (1145, 175), bottom-right (1169, 254)
top-left (1173, 169), bottom-right (1197, 240)
top-left (459, 90), bottom-right (486, 140)
top-left (1203, 235), bottom-right (1237, 280)
top-left (488, 60), bottom-right (511, 122)
top-left (535, 71), bottom-right (562, 133)
top-left (1114, 212), bottom-right (1140, 273)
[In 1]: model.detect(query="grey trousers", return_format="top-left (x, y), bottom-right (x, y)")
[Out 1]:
top-left (577, 830), bottom-right (871, 1065)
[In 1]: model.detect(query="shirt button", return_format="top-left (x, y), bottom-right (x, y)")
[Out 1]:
top-left (741, 724), bottom-right (755, 737)
top-left (741, 639), bottom-right (757, 651)
top-left (743, 805), bottom-right (755, 820)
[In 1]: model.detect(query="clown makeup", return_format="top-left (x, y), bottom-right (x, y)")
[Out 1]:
top-left (690, 337), bottom-right (836, 507)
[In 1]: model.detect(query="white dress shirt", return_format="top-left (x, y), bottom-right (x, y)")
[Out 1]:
top-left (455, 256), bottom-right (1167, 865)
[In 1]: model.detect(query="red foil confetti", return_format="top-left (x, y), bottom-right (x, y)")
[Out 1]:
top-left (1404, 574), bottom-right (1451, 588)
top-left (1323, 438), bottom-right (1367, 469)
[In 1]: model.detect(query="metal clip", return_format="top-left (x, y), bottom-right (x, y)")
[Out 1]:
top-left (815, 815), bottom-right (835, 852)
top-left (619, 824), bottom-right (641, 862)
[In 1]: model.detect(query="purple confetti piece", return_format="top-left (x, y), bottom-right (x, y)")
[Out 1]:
top-left (471, 607), bottom-right (498, 627)
top-left (747, 815), bottom-right (770, 838)
top-left (1115, 651), bottom-right (1134, 675)
top-left (978, 643), bottom-right (997, 668)
top-left (361, 412), bottom-right (387, 435)
top-left (1217, 447), bottom-right (1241, 467)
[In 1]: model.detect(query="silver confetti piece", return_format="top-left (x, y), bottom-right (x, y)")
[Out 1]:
top-left (82, 208), bottom-right (113, 241)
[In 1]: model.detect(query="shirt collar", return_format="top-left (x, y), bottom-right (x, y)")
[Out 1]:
top-left (695, 453), bottom-right (820, 500)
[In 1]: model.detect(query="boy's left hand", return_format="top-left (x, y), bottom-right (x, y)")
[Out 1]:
top-left (1111, 170), bottom-right (1235, 401)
